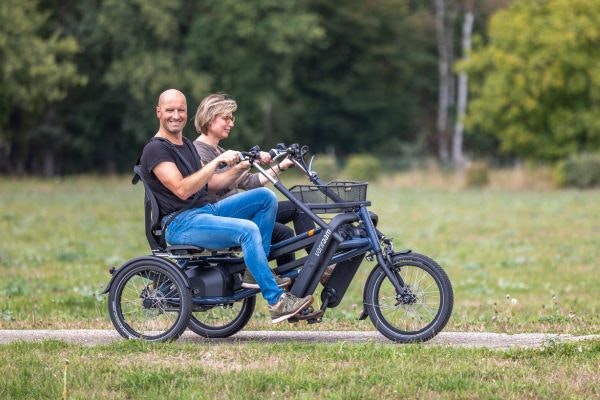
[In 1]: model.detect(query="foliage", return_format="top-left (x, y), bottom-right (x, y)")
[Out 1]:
top-left (184, 0), bottom-right (325, 149)
top-left (555, 153), bottom-right (600, 188)
top-left (460, 0), bottom-right (600, 161)
top-left (1, 0), bottom-right (598, 174)
top-left (293, 0), bottom-right (438, 156)
top-left (0, 1), bottom-right (456, 175)
top-left (340, 154), bottom-right (381, 182)
top-left (0, 0), bottom-right (85, 174)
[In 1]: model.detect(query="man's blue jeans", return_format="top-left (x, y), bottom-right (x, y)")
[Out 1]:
top-left (165, 187), bottom-right (284, 305)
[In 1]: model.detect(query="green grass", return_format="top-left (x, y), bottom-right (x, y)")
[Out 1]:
top-left (0, 338), bottom-right (598, 399)
top-left (0, 175), bottom-right (599, 333)
top-left (1, 175), bottom-right (599, 399)
top-left (0, 177), bottom-right (600, 334)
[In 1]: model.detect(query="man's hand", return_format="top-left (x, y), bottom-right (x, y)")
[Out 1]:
top-left (214, 150), bottom-right (240, 167)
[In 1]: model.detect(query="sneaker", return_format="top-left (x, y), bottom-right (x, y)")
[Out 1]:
top-left (320, 264), bottom-right (337, 285)
top-left (242, 270), bottom-right (291, 289)
top-left (269, 293), bottom-right (314, 323)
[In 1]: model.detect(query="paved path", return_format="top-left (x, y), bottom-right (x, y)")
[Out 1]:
top-left (0, 330), bottom-right (598, 349)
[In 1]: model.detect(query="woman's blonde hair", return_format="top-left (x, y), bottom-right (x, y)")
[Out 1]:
top-left (194, 93), bottom-right (238, 134)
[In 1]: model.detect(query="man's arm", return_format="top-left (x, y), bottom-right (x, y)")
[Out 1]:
top-left (153, 150), bottom-right (240, 200)
top-left (206, 161), bottom-right (252, 191)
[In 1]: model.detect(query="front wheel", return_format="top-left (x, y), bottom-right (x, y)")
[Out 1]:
top-left (363, 252), bottom-right (453, 343)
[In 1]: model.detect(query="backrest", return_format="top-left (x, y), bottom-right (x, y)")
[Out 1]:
top-left (132, 165), bottom-right (165, 251)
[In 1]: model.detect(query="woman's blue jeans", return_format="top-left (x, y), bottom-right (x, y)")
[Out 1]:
top-left (165, 187), bottom-right (283, 305)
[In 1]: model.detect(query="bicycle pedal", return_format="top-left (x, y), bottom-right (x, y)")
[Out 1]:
top-left (291, 308), bottom-right (324, 322)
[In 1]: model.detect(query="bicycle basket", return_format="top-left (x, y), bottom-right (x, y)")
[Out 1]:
top-left (289, 181), bottom-right (368, 212)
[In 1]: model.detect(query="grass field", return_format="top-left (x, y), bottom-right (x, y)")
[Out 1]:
top-left (1, 174), bottom-right (599, 399)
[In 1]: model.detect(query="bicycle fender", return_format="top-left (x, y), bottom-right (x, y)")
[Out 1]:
top-left (100, 255), bottom-right (190, 294)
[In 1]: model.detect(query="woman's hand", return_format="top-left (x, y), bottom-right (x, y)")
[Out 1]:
top-left (278, 158), bottom-right (295, 170)
top-left (258, 151), bottom-right (272, 165)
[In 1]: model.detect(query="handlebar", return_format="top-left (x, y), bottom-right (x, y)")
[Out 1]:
top-left (268, 143), bottom-right (308, 161)
top-left (218, 143), bottom-right (314, 182)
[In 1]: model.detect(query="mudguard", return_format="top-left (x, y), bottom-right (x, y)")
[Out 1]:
top-left (101, 255), bottom-right (190, 294)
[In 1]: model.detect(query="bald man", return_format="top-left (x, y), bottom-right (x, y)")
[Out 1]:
top-left (137, 89), bottom-right (313, 323)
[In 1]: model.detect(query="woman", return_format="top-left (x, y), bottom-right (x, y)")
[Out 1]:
top-left (192, 93), bottom-right (317, 280)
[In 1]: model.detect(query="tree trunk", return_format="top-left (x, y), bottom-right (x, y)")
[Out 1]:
top-left (40, 105), bottom-right (58, 177)
top-left (435, 0), bottom-right (455, 164)
top-left (453, 4), bottom-right (474, 171)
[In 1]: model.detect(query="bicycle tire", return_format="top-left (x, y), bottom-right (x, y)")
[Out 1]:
top-left (363, 252), bottom-right (453, 343)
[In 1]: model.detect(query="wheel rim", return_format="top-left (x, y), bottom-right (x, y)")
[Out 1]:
top-left (190, 299), bottom-right (250, 330)
top-left (374, 264), bottom-right (442, 334)
top-left (116, 268), bottom-right (185, 339)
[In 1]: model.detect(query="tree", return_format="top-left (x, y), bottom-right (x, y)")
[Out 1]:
top-left (184, 0), bottom-right (324, 149)
top-left (460, 0), bottom-right (600, 161)
top-left (435, 0), bottom-right (457, 164)
top-left (452, 0), bottom-right (474, 170)
top-left (0, 0), bottom-right (84, 174)
top-left (293, 0), bottom-right (438, 156)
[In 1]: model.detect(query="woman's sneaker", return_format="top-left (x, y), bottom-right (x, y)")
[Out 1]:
top-left (242, 270), bottom-right (291, 289)
top-left (269, 293), bottom-right (313, 323)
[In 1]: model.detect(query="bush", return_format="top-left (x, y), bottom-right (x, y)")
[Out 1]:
top-left (555, 153), bottom-right (600, 188)
top-left (465, 161), bottom-right (490, 188)
top-left (340, 154), bottom-right (381, 182)
top-left (310, 154), bottom-right (339, 182)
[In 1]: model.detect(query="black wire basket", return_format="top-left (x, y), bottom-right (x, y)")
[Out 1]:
top-left (289, 181), bottom-right (368, 213)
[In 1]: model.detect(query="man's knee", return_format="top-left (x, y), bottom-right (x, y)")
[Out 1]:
top-left (238, 219), bottom-right (261, 240)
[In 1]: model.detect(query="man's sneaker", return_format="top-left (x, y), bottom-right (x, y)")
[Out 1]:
top-left (269, 293), bottom-right (314, 323)
top-left (241, 270), bottom-right (291, 289)
top-left (320, 264), bottom-right (337, 285)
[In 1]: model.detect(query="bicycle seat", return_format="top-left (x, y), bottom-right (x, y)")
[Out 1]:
top-left (132, 165), bottom-right (208, 255)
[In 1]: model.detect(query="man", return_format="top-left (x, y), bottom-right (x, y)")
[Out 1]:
top-left (138, 89), bottom-right (312, 323)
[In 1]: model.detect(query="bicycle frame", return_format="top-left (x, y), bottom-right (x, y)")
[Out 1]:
top-left (179, 146), bottom-right (407, 317)
top-left (244, 148), bottom-right (410, 317)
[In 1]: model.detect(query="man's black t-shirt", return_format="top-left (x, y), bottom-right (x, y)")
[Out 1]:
top-left (140, 137), bottom-right (208, 218)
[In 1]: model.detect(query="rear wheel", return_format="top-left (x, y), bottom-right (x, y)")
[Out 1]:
top-left (364, 252), bottom-right (453, 343)
top-left (188, 296), bottom-right (256, 338)
top-left (108, 259), bottom-right (192, 342)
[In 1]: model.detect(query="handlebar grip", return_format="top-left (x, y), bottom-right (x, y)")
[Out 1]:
top-left (269, 143), bottom-right (288, 159)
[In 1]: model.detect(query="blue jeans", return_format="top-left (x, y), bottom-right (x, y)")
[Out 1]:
top-left (165, 187), bottom-right (283, 305)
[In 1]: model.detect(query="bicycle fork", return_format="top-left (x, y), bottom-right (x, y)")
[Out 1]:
top-left (358, 207), bottom-right (412, 299)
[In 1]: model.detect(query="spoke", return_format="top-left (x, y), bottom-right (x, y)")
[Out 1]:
top-left (194, 303), bottom-right (240, 328)
top-left (374, 265), bottom-right (445, 333)
top-left (117, 268), bottom-right (183, 337)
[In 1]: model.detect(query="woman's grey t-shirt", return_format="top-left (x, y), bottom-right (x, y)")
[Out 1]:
top-left (193, 139), bottom-right (261, 204)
